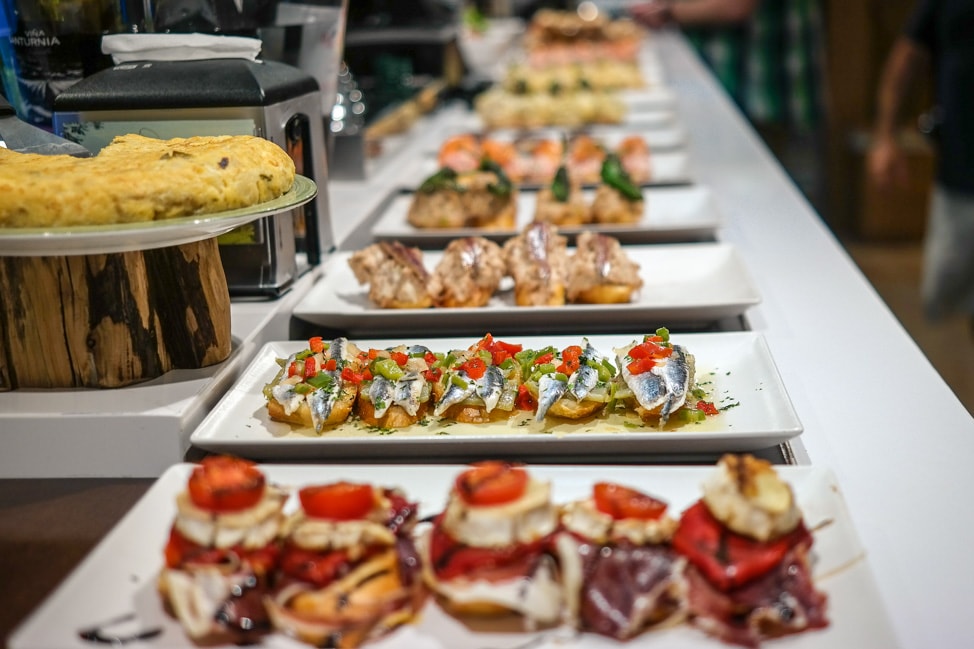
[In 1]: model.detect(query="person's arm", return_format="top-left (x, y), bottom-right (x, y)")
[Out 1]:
top-left (630, 0), bottom-right (759, 29)
top-left (868, 36), bottom-right (930, 189)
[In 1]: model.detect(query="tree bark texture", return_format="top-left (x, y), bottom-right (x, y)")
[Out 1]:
top-left (0, 239), bottom-right (231, 389)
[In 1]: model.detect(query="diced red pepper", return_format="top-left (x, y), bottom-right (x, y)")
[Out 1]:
top-left (627, 357), bottom-right (657, 375)
top-left (474, 333), bottom-right (522, 366)
top-left (390, 351), bottom-right (408, 367)
top-left (324, 358), bottom-right (337, 371)
top-left (459, 356), bottom-right (487, 379)
top-left (309, 336), bottom-right (325, 353)
top-left (304, 356), bottom-right (317, 378)
top-left (556, 345), bottom-right (583, 375)
top-left (515, 384), bottom-right (536, 411)
top-left (424, 367), bottom-right (442, 382)
top-left (534, 352), bottom-right (554, 365)
top-left (287, 361), bottom-right (300, 378)
top-left (696, 400), bottom-right (720, 416)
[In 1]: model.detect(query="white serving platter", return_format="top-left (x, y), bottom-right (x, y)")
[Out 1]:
top-left (0, 175), bottom-right (317, 256)
top-left (189, 331), bottom-right (799, 460)
top-left (371, 185), bottom-right (719, 246)
top-left (291, 242), bottom-right (759, 336)
top-left (9, 463), bottom-right (900, 649)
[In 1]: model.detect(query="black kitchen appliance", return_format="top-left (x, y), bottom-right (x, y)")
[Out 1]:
top-left (52, 57), bottom-right (333, 297)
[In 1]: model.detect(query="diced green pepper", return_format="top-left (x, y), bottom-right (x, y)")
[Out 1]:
top-left (600, 153), bottom-right (642, 202)
top-left (372, 358), bottom-right (405, 381)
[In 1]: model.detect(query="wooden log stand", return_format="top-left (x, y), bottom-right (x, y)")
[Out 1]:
top-left (0, 238), bottom-right (231, 390)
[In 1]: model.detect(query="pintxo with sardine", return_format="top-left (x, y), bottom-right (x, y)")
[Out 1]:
top-left (263, 330), bottom-right (720, 434)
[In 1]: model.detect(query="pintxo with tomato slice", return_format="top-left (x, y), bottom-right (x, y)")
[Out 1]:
top-left (431, 334), bottom-right (524, 424)
top-left (265, 480), bottom-right (426, 648)
top-left (353, 344), bottom-right (436, 428)
top-left (417, 461), bottom-right (563, 629)
top-left (672, 454), bottom-right (829, 648)
top-left (263, 336), bottom-right (364, 433)
top-left (158, 455), bottom-right (288, 643)
top-left (613, 328), bottom-right (697, 426)
top-left (555, 481), bottom-right (689, 640)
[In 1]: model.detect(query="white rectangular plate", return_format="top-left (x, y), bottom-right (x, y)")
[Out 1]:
top-left (10, 463), bottom-right (900, 649)
top-left (371, 185), bottom-right (718, 246)
top-left (292, 242), bottom-right (759, 336)
top-left (189, 331), bottom-right (799, 460)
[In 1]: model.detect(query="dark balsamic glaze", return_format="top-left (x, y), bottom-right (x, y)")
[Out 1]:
top-left (78, 613), bottom-right (163, 645)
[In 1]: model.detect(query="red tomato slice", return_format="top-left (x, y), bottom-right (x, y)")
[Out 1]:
top-left (299, 482), bottom-right (376, 521)
top-left (309, 336), bottom-right (325, 353)
top-left (593, 482), bottom-right (668, 521)
top-left (187, 455), bottom-right (265, 513)
top-left (454, 461), bottom-right (528, 506)
top-left (671, 500), bottom-right (811, 591)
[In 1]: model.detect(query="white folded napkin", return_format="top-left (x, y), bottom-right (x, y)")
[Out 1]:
top-left (101, 33), bottom-right (262, 64)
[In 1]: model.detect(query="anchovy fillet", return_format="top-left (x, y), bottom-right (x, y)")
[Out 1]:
top-left (536, 372), bottom-right (568, 421)
top-left (434, 372), bottom-right (477, 416)
top-left (616, 343), bottom-right (695, 426)
top-left (306, 371), bottom-right (342, 432)
top-left (566, 342), bottom-right (601, 401)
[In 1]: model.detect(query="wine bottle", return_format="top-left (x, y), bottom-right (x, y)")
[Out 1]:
top-left (3, 0), bottom-right (120, 127)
